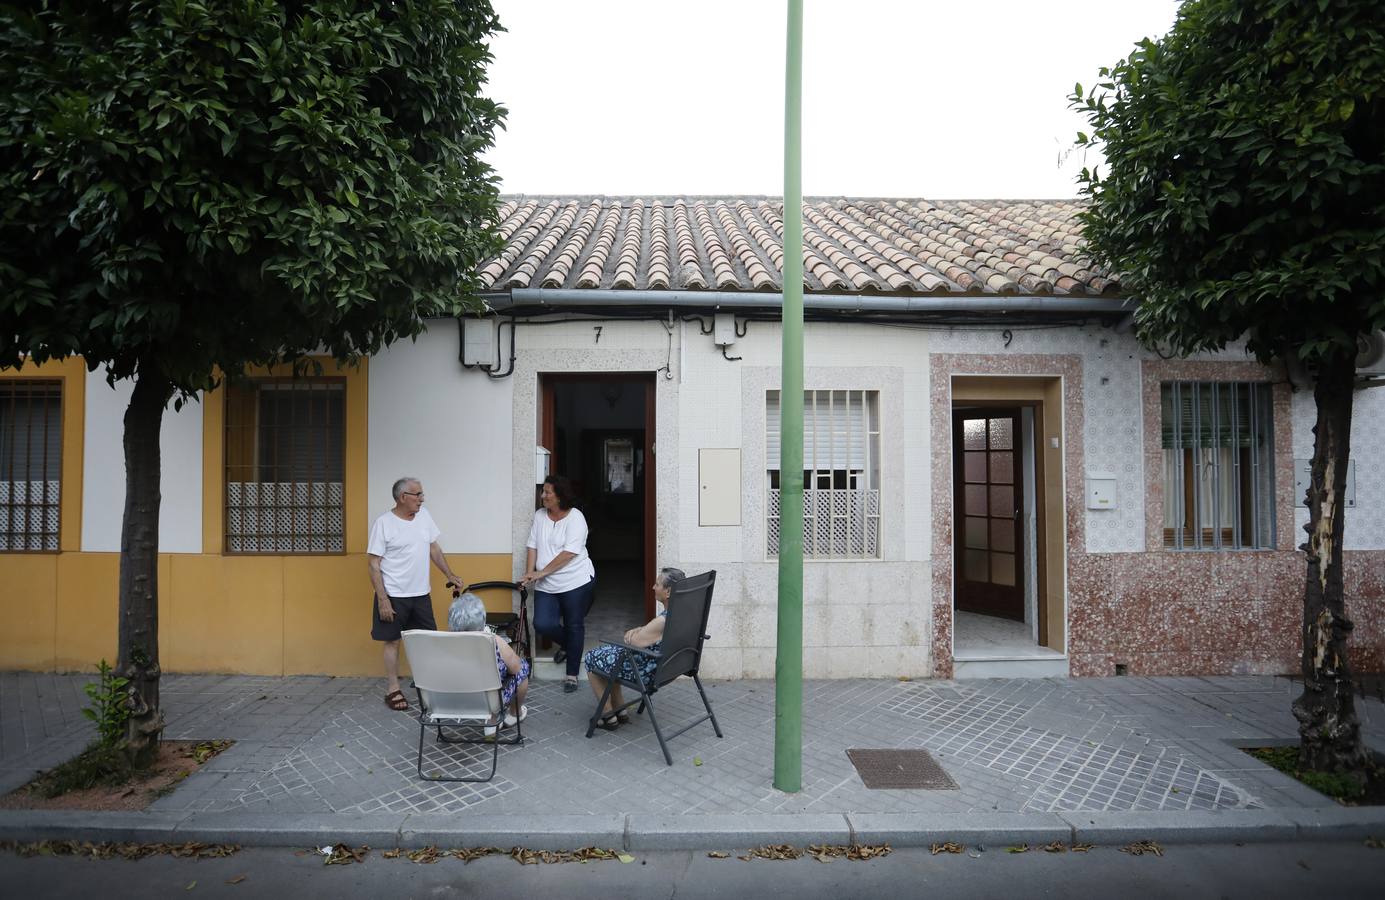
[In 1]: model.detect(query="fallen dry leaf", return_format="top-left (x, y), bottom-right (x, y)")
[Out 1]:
top-left (741, 844), bottom-right (803, 861)
top-left (930, 841), bottom-right (964, 855)
top-left (406, 846), bottom-right (443, 864)
top-left (1071, 842), bottom-right (1094, 853)
top-left (805, 844), bottom-right (892, 862)
top-left (452, 847), bottom-right (503, 863)
top-left (1042, 841), bottom-right (1067, 853)
top-left (707, 851), bottom-right (730, 859)
top-left (185, 740), bottom-right (233, 765)
top-left (508, 846), bottom-right (622, 865)
top-left (322, 844), bottom-right (369, 866)
top-left (1, 840), bottom-right (238, 861)
top-left (1120, 840), bottom-right (1164, 857)
top-left (1006, 844), bottom-right (1030, 854)
top-left (225, 876), bottom-right (246, 885)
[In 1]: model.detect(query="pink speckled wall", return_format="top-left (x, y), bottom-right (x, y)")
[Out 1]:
top-left (932, 353), bottom-right (1385, 678)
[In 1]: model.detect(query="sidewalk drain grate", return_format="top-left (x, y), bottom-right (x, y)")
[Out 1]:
top-left (846, 748), bottom-right (959, 790)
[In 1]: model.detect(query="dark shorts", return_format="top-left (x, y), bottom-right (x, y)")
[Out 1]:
top-left (370, 593), bottom-right (436, 642)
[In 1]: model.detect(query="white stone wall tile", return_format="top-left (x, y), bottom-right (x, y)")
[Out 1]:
top-left (699, 645), bottom-right (743, 679)
top-left (81, 370), bottom-right (203, 554)
top-left (1293, 384), bottom-right (1385, 550)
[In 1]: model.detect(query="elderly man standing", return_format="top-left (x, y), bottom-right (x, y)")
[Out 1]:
top-left (368, 476), bottom-right (465, 711)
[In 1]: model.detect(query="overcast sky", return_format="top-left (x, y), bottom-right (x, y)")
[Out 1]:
top-left (480, 0), bottom-right (1182, 199)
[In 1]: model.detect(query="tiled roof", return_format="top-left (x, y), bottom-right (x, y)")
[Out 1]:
top-left (479, 197), bottom-right (1120, 297)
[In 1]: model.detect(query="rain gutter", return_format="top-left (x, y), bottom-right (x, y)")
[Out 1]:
top-left (484, 288), bottom-right (1134, 316)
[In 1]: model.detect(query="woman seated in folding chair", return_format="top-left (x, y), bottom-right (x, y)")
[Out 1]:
top-left (583, 567), bottom-right (685, 730)
top-left (448, 592), bottom-right (530, 733)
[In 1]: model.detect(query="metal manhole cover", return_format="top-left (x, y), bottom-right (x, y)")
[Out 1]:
top-left (846, 748), bottom-right (959, 790)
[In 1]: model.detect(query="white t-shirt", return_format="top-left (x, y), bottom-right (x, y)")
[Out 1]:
top-left (367, 507), bottom-right (441, 597)
top-left (526, 507), bottom-right (596, 593)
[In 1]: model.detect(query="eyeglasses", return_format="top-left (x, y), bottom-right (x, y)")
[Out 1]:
top-left (402, 491), bottom-right (424, 498)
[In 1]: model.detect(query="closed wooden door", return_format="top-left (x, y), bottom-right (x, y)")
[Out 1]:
top-left (953, 409), bottom-right (1024, 620)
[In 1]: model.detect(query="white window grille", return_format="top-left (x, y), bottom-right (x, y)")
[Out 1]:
top-left (225, 379), bottom-right (345, 553)
top-left (766, 389), bottom-right (881, 559)
top-left (0, 380), bottom-right (62, 552)
top-left (1161, 381), bottom-right (1275, 550)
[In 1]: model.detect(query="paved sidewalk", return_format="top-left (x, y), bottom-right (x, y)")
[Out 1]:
top-left (2, 672), bottom-right (1384, 849)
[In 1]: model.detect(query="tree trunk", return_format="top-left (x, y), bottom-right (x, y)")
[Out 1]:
top-left (1291, 348), bottom-right (1365, 778)
top-left (117, 362), bottom-right (171, 767)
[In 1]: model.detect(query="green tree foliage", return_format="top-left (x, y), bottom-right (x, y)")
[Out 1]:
top-left (1073, 0), bottom-right (1383, 778)
top-left (1072, 0), bottom-right (1384, 363)
top-left (0, 0), bottom-right (506, 761)
top-left (1, 0), bottom-right (505, 383)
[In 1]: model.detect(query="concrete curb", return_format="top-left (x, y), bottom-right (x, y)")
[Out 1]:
top-left (1057, 809), bottom-right (1300, 844)
top-left (846, 812), bottom-right (1071, 847)
top-left (400, 813), bottom-right (626, 851)
top-left (625, 814), bottom-right (852, 851)
top-left (2, 807), bottom-right (1383, 851)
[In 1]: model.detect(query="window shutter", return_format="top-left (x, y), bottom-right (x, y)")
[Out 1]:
top-left (256, 383), bottom-right (345, 482)
top-left (768, 390), bottom-right (867, 469)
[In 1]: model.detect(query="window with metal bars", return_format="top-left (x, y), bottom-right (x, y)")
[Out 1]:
top-left (0, 380), bottom-right (62, 552)
top-left (224, 379), bottom-right (345, 553)
top-left (766, 390), bottom-right (881, 559)
top-left (1161, 381), bottom-right (1275, 550)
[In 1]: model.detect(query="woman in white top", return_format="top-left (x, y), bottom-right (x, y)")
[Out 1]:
top-left (520, 474), bottom-right (596, 692)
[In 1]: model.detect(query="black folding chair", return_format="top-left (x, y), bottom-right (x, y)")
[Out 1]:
top-left (584, 570), bottom-right (723, 765)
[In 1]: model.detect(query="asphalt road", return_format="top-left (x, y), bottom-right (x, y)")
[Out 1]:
top-left (4, 840), bottom-right (1385, 899)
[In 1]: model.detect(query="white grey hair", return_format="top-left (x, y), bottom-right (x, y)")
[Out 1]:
top-left (391, 477), bottom-right (420, 501)
top-left (448, 593), bottom-right (487, 633)
top-left (658, 567), bottom-right (687, 591)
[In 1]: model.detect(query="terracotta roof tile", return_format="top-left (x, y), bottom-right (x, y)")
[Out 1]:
top-left (577, 202), bottom-right (622, 288)
top-left (539, 202), bottom-right (594, 288)
top-left (671, 200), bottom-right (708, 289)
top-left (481, 197), bottom-right (1120, 297)
top-left (611, 199), bottom-right (643, 290)
top-left (693, 202), bottom-right (739, 290)
top-left (647, 202), bottom-right (671, 290)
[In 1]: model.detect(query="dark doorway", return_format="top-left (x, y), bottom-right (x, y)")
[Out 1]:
top-left (952, 408), bottom-right (1024, 621)
top-left (541, 374), bottom-right (656, 638)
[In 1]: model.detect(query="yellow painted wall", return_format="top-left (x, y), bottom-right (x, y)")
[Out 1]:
top-left (2, 551), bottom-right (513, 674)
top-left (1, 357), bottom-right (85, 668)
top-left (3, 355), bottom-right (520, 676)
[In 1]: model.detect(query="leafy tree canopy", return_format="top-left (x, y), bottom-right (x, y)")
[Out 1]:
top-left (1072, 0), bottom-right (1384, 365)
top-left (0, 0), bottom-right (506, 390)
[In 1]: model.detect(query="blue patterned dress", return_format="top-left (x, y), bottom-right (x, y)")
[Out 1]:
top-left (583, 612), bottom-right (665, 686)
top-left (494, 644), bottom-right (531, 707)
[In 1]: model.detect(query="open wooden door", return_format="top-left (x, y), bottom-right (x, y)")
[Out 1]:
top-left (953, 408), bottom-right (1024, 620)
top-left (643, 378), bottom-right (656, 619)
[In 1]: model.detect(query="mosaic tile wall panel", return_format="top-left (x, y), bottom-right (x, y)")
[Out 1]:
top-left (1292, 385), bottom-right (1385, 551)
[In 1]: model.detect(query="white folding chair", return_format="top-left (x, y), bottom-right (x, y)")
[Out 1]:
top-left (402, 629), bottom-right (523, 782)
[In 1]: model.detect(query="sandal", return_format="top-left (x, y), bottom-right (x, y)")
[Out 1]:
top-left (595, 714), bottom-right (620, 731)
top-left (615, 712), bottom-right (631, 725)
top-left (384, 689), bottom-right (409, 711)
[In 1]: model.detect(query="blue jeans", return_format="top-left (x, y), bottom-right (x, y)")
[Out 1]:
top-left (534, 579), bottom-right (594, 678)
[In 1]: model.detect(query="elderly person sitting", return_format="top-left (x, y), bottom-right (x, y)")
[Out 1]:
top-left (448, 592), bottom-right (530, 732)
top-left (583, 567), bottom-right (686, 730)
